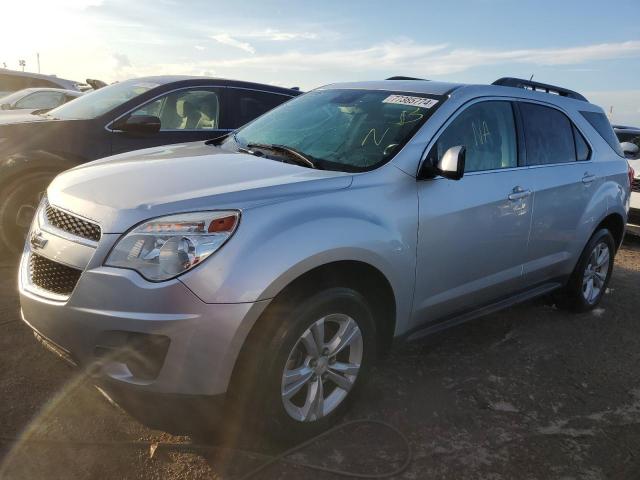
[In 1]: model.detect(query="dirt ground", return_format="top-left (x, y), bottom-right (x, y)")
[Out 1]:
top-left (1, 238), bottom-right (639, 479)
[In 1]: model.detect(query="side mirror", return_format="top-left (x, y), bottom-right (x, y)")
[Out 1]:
top-left (0, 103), bottom-right (11, 110)
top-left (113, 115), bottom-right (161, 135)
top-left (620, 141), bottom-right (639, 159)
top-left (420, 145), bottom-right (466, 180)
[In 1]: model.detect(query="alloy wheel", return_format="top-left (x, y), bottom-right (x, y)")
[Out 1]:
top-left (582, 241), bottom-right (610, 304)
top-left (281, 313), bottom-right (363, 422)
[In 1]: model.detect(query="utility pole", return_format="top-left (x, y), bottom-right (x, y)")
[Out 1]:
top-left (608, 106), bottom-right (614, 120)
top-left (18, 59), bottom-right (26, 72)
top-left (37, 53), bottom-right (40, 74)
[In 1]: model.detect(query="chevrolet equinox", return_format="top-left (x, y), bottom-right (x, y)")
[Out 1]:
top-left (19, 77), bottom-right (632, 439)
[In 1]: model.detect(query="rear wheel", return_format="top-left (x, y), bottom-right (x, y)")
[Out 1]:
top-left (230, 287), bottom-right (376, 442)
top-left (557, 228), bottom-right (615, 312)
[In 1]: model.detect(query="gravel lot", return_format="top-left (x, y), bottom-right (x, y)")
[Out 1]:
top-left (1, 238), bottom-right (639, 479)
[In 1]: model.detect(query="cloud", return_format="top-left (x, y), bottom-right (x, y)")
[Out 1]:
top-left (211, 34), bottom-right (255, 54)
top-left (246, 29), bottom-right (318, 41)
top-left (202, 39), bottom-right (640, 77)
top-left (194, 45), bottom-right (205, 51)
top-left (112, 52), bottom-right (131, 70)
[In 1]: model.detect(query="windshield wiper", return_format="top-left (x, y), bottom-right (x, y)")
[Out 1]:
top-left (246, 143), bottom-right (317, 169)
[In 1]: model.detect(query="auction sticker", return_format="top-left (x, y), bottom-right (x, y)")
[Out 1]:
top-left (383, 94), bottom-right (439, 109)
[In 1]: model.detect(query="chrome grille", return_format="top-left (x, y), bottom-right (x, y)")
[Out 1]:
top-left (632, 178), bottom-right (640, 193)
top-left (45, 204), bottom-right (101, 242)
top-left (29, 254), bottom-right (82, 296)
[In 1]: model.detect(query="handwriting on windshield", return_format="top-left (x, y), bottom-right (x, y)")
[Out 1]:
top-left (361, 127), bottom-right (390, 147)
top-left (396, 108), bottom-right (423, 126)
top-left (361, 108), bottom-right (425, 147)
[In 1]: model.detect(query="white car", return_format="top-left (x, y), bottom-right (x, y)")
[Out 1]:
top-left (0, 88), bottom-right (82, 115)
top-left (614, 125), bottom-right (640, 235)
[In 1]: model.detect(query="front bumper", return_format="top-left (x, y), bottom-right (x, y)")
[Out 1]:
top-left (627, 190), bottom-right (640, 236)
top-left (19, 216), bottom-right (269, 397)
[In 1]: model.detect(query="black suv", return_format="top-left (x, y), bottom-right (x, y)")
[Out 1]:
top-left (0, 76), bottom-right (301, 256)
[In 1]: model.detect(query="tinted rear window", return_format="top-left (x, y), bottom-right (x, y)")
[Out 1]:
top-left (581, 111), bottom-right (624, 156)
top-left (229, 89), bottom-right (293, 128)
top-left (519, 103), bottom-right (575, 165)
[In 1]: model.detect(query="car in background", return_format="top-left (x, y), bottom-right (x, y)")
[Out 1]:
top-left (0, 76), bottom-right (302, 256)
top-left (0, 68), bottom-right (83, 98)
top-left (0, 88), bottom-right (83, 115)
top-left (614, 125), bottom-right (640, 235)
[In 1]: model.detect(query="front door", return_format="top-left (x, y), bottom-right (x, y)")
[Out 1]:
top-left (413, 100), bottom-right (533, 328)
top-left (110, 87), bottom-right (229, 154)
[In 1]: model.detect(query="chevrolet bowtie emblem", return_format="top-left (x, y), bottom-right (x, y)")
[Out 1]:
top-left (30, 231), bottom-right (48, 250)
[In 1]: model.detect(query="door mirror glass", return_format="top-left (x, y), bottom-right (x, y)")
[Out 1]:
top-left (420, 145), bottom-right (466, 180)
top-left (114, 115), bottom-right (161, 135)
top-left (620, 141), bottom-right (639, 159)
top-left (437, 145), bottom-right (466, 180)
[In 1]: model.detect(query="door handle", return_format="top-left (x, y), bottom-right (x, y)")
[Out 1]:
top-left (508, 187), bottom-right (532, 201)
top-left (582, 173), bottom-right (596, 184)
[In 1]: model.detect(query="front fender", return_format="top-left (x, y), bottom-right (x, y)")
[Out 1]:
top-left (179, 167), bottom-right (418, 334)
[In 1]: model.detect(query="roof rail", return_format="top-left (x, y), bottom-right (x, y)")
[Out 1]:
top-left (492, 77), bottom-right (588, 102)
top-left (386, 76), bottom-right (429, 81)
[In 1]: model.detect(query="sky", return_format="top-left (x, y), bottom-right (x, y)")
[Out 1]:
top-left (1, 0), bottom-right (639, 124)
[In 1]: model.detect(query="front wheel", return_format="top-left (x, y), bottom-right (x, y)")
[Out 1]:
top-left (0, 170), bottom-right (60, 258)
top-left (557, 228), bottom-right (615, 312)
top-left (231, 287), bottom-right (377, 441)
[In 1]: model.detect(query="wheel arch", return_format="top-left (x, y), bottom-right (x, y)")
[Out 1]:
top-left (228, 259), bottom-right (398, 388)
top-left (595, 211), bottom-right (625, 251)
top-left (266, 260), bottom-right (398, 357)
top-left (0, 150), bottom-right (81, 189)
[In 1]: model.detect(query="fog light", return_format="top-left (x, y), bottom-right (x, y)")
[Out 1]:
top-left (94, 331), bottom-right (170, 380)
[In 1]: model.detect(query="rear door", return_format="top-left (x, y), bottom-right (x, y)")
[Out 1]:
top-left (110, 87), bottom-right (230, 154)
top-left (517, 101), bottom-right (599, 285)
top-left (413, 99), bottom-right (534, 327)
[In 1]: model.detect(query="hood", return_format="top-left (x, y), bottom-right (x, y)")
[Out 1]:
top-left (48, 142), bottom-right (352, 233)
top-left (0, 111), bottom-right (50, 125)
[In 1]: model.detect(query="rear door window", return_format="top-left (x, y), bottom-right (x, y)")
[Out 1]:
top-left (519, 103), bottom-right (576, 165)
top-left (227, 89), bottom-right (293, 128)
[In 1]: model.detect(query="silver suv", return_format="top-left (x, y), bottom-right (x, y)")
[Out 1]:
top-left (19, 77), bottom-right (632, 439)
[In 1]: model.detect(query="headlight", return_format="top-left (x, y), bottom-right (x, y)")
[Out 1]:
top-left (105, 211), bottom-right (239, 281)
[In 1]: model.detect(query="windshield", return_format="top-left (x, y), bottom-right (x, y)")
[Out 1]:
top-left (46, 80), bottom-right (160, 120)
top-left (232, 88), bottom-right (442, 172)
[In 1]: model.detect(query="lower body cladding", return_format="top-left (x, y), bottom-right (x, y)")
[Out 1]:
top-left (19, 240), bottom-right (270, 433)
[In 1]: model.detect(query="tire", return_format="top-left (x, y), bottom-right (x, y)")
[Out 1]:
top-left (0, 167), bottom-right (67, 258)
top-left (556, 228), bottom-right (616, 312)
top-left (229, 287), bottom-right (377, 442)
